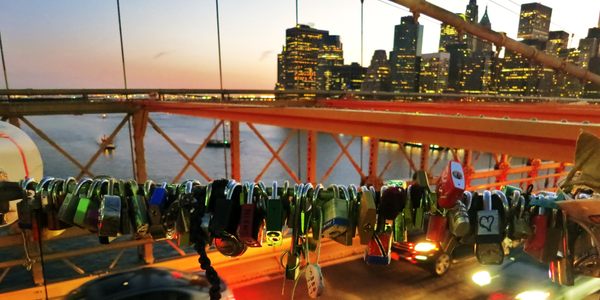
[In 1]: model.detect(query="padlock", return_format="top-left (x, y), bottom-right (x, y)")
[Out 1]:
top-left (402, 185), bottom-right (414, 232)
top-left (209, 179), bottom-right (239, 237)
top-left (358, 186), bottom-right (376, 245)
top-left (126, 180), bottom-right (149, 237)
top-left (409, 184), bottom-right (427, 232)
top-left (501, 185), bottom-right (522, 207)
top-left (393, 210), bottom-right (407, 243)
top-left (332, 184), bottom-right (358, 246)
top-left (426, 213), bottom-right (448, 243)
top-left (379, 185), bottom-right (405, 221)
top-left (237, 182), bottom-right (265, 247)
top-left (162, 183), bottom-right (184, 240)
top-left (474, 190), bottom-right (504, 265)
top-left (305, 263), bottom-right (324, 299)
top-left (45, 178), bottom-right (64, 230)
top-left (448, 192), bottom-right (470, 238)
top-left (436, 161), bottom-right (465, 209)
top-left (148, 182), bottom-right (169, 239)
top-left (213, 180), bottom-right (246, 257)
top-left (98, 180), bottom-right (122, 243)
top-left (73, 179), bottom-right (103, 229)
top-left (57, 178), bottom-right (92, 225)
top-left (176, 180), bottom-right (198, 246)
top-left (265, 181), bottom-right (284, 246)
top-left (364, 222), bottom-right (393, 265)
top-left (286, 183), bottom-right (304, 230)
top-left (200, 182), bottom-right (214, 244)
top-left (540, 209), bottom-right (562, 263)
top-left (286, 183), bottom-right (309, 281)
top-left (321, 184), bottom-right (350, 239)
top-left (17, 178), bottom-right (37, 229)
top-left (115, 180), bottom-right (132, 235)
top-left (414, 170), bottom-right (430, 190)
top-left (509, 193), bottom-right (532, 240)
top-left (550, 210), bottom-right (574, 286)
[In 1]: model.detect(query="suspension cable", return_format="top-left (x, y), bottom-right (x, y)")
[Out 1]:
top-left (215, 0), bottom-right (224, 100)
top-left (296, 0), bottom-right (299, 25)
top-left (116, 0), bottom-right (128, 91)
top-left (222, 121), bottom-right (229, 179)
top-left (127, 114), bottom-right (137, 180)
top-left (0, 31), bottom-right (9, 90)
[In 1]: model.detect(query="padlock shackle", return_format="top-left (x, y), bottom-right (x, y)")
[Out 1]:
top-left (271, 181), bottom-right (278, 200)
top-left (205, 182), bottom-right (212, 207)
top-left (325, 184), bottom-right (338, 202)
top-left (143, 180), bottom-right (154, 199)
top-left (338, 185), bottom-right (350, 202)
top-left (462, 191), bottom-right (472, 210)
top-left (493, 190), bottom-right (510, 215)
top-left (73, 178), bottom-right (93, 197)
top-left (36, 176), bottom-right (55, 194)
top-left (225, 180), bottom-right (240, 202)
top-left (518, 195), bottom-right (526, 218)
top-left (348, 184), bottom-right (358, 202)
top-left (21, 177), bottom-right (37, 190)
top-left (48, 178), bottom-right (64, 204)
top-left (511, 190), bottom-right (521, 209)
top-left (482, 190), bottom-right (492, 211)
top-left (63, 177), bottom-right (77, 194)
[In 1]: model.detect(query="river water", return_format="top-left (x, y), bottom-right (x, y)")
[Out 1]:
top-left (19, 112), bottom-right (509, 186)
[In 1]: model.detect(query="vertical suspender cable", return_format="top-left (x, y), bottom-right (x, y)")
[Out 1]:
top-left (0, 31), bottom-right (9, 90)
top-left (215, 0), bottom-right (228, 178)
top-left (296, 0), bottom-right (299, 25)
top-left (359, 0), bottom-right (365, 172)
top-left (127, 114), bottom-right (137, 180)
top-left (116, 0), bottom-right (128, 91)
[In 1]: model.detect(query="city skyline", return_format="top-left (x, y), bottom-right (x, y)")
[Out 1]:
top-left (0, 0), bottom-right (599, 89)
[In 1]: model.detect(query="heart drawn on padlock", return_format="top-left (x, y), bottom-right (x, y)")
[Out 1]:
top-left (478, 215), bottom-right (495, 232)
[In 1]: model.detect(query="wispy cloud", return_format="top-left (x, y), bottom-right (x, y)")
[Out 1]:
top-left (259, 50), bottom-right (274, 61)
top-left (153, 51), bottom-right (172, 59)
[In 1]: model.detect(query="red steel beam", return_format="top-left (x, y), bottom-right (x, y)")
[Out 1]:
top-left (318, 99), bottom-right (600, 123)
top-left (142, 101), bottom-right (600, 162)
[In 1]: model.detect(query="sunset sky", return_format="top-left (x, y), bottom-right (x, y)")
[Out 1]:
top-left (0, 0), bottom-right (598, 89)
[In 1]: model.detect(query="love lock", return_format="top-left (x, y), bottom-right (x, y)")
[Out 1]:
top-left (358, 186), bottom-right (377, 245)
top-left (265, 181), bottom-right (285, 246)
top-left (148, 182), bottom-right (169, 239)
top-left (332, 184), bottom-right (358, 246)
top-left (474, 190), bottom-right (504, 265)
top-left (448, 191), bottom-right (471, 238)
top-left (98, 179), bottom-right (121, 244)
top-left (126, 180), bottom-right (149, 237)
top-left (436, 161), bottom-right (466, 209)
top-left (321, 184), bottom-right (350, 239)
top-left (57, 178), bottom-right (92, 226)
top-left (237, 182), bottom-right (265, 247)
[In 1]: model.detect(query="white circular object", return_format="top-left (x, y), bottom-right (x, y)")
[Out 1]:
top-left (0, 121), bottom-right (43, 231)
top-left (0, 121), bottom-right (43, 181)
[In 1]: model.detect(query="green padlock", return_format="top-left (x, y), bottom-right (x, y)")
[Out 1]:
top-left (321, 184), bottom-right (350, 239)
top-left (403, 185), bottom-right (414, 231)
top-left (58, 178), bottom-right (92, 225)
top-left (393, 210), bottom-right (407, 242)
top-left (126, 180), bottom-right (149, 237)
top-left (73, 179), bottom-right (102, 228)
top-left (413, 186), bottom-right (427, 232)
top-left (332, 184), bottom-right (358, 246)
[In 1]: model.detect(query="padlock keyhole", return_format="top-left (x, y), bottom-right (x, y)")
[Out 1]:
top-left (452, 171), bottom-right (463, 180)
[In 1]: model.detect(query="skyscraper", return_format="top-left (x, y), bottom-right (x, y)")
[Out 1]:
top-left (329, 63), bottom-right (367, 91)
top-left (446, 43), bottom-right (470, 92)
top-left (317, 35), bottom-right (344, 90)
top-left (474, 7), bottom-right (493, 52)
top-left (465, 0), bottom-right (479, 51)
top-left (439, 14), bottom-right (466, 52)
top-left (583, 26), bottom-right (600, 98)
top-left (546, 31), bottom-right (570, 55)
top-left (517, 3), bottom-right (552, 41)
top-left (361, 50), bottom-right (391, 92)
top-left (499, 40), bottom-right (553, 96)
top-left (276, 24), bottom-right (343, 92)
top-left (389, 16), bottom-right (423, 92)
top-left (419, 52), bottom-right (450, 93)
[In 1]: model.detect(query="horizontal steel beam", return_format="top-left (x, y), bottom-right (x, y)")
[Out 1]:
top-left (0, 100), bottom-right (138, 117)
top-left (144, 101), bottom-right (600, 162)
top-left (319, 99), bottom-right (600, 123)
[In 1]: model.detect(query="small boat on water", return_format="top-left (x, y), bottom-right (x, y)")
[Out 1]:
top-left (206, 139), bottom-right (231, 148)
top-left (100, 135), bottom-right (116, 150)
